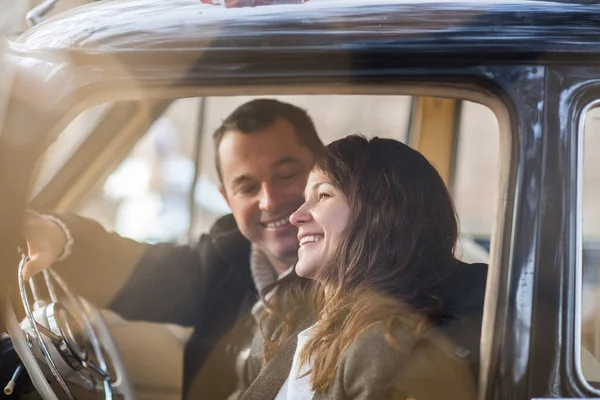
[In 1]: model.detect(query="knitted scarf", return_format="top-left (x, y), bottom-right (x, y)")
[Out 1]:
top-left (250, 244), bottom-right (280, 294)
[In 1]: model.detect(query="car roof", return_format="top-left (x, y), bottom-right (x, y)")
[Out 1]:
top-left (6, 0), bottom-right (600, 115)
top-left (10, 0), bottom-right (600, 56)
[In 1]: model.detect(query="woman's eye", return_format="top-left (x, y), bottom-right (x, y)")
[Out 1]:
top-left (317, 192), bottom-right (330, 202)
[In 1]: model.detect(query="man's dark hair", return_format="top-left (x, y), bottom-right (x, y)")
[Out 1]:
top-left (213, 99), bottom-right (324, 184)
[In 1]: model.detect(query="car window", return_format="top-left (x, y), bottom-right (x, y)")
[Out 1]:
top-left (38, 93), bottom-right (503, 397)
top-left (75, 98), bottom-right (203, 243)
top-left (73, 95), bottom-right (412, 243)
top-left (41, 95), bottom-right (500, 257)
top-left (453, 100), bottom-right (500, 261)
top-left (32, 103), bottom-right (111, 193)
top-left (580, 106), bottom-right (600, 384)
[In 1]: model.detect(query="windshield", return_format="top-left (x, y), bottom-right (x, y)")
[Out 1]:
top-left (31, 103), bottom-right (111, 195)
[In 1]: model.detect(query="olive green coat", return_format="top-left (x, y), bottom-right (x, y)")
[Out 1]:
top-left (234, 305), bottom-right (477, 400)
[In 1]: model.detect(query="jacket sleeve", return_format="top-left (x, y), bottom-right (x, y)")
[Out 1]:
top-left (50, 213), bottom-right (213, 326)
top-left (339, 325), bottom-right (413, 400)
top-left (339, 326), bottom-right (476, 400)
top-left (48, 213), bottom-right (147, 309)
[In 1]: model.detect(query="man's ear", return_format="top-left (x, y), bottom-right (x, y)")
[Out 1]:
top-left (219, 186), bottom-right (230, 207)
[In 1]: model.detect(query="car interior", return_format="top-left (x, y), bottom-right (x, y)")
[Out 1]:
top-left (19, 94), bottom-right (498, 399)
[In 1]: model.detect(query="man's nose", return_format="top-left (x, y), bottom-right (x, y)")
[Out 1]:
top-left (258, 184), bottom-right (283, 212)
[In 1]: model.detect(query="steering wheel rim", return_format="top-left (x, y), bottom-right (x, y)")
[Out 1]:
top-left (5, 298), bottom-right (57, 399)
top-left (4, 254), bottom-right (136, 399)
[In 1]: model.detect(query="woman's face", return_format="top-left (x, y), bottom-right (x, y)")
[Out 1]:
top-left (289, 169), bottom-right (350, 279)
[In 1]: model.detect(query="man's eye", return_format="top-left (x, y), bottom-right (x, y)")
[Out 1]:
top-left (237, 185), bottom-right (259, 195)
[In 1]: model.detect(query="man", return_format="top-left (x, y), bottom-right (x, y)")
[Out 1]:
top-left (22, 99), bottom-right (324, 399)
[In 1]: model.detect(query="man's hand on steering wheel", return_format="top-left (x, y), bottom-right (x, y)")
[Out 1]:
top-left (5, 227), bottom-right (136, 399)
top-left (21, 211), bottom-right (69, 281)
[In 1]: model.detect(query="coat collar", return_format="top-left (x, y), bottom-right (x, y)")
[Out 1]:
top-left (240, 314), bottom-right (315, 400)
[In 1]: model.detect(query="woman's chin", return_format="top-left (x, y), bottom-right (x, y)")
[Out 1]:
top-left (295, 262), bottom-right (317, 279)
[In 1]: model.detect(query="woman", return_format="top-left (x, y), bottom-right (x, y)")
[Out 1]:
top-left (235, 135), bottom-right (477, 400)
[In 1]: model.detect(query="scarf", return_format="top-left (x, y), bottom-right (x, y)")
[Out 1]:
top-left (250, 244), bottom-right (280, 295)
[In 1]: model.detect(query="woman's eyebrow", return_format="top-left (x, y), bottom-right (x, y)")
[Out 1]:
top-left (304, 182), bottom-right (327, 199)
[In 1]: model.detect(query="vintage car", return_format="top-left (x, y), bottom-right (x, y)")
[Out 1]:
top-left (1, 0), bottom-right (600, 399)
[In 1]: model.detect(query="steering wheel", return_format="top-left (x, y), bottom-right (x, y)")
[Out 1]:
top-left (4, 253), bottom-right (135, 399)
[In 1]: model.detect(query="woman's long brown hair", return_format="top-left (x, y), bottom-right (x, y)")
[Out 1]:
top-left (260, 135), bottom-right (459, 392)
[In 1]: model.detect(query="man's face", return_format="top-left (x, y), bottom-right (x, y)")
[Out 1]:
top-left (218, 118), bottom-right (315, 269)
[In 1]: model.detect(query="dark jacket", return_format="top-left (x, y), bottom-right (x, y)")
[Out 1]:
top-left (56, 213), bottom-right (487, 399)
top-left (56, 213), bottom-right (257, 399)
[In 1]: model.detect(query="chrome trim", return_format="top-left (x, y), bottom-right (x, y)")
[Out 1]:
top-left (25, 0), bottom-right (58, 27)
top-left (45, 303), bottom-right (61, 338)
top-left (11, 254), bottom-right (119, 398)
top-left (28, 276), bottom-right (46, 310)
top-left (49, 269), bottom-right (114, 399)
top-left (572, 98), bottom-right (600, 395)
top-left (18, 256), bottom-right (75, 400)
top-left (44, 269), bottom-right (59, 303)
top-left (45, 302), bottom-right (86, 370)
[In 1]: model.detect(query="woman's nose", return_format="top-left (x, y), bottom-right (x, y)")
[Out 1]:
top-left (289, 203), bottom-right (311, 227)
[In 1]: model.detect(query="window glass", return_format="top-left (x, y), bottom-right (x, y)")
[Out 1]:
top-left (47, 96), bottom-right (502, 255)
top-left (44, 94), bottom-right (499, 396)
top-left (453, 100), bottom-right (500, 262)
top-left (32, 103), bottom-right (111, 193)
top-left (76, 98), bottom-right (202, 242)
top-left (580, 107), bottom-right (600, 383)
top-left (71, 95), bottom-right (411, 243)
